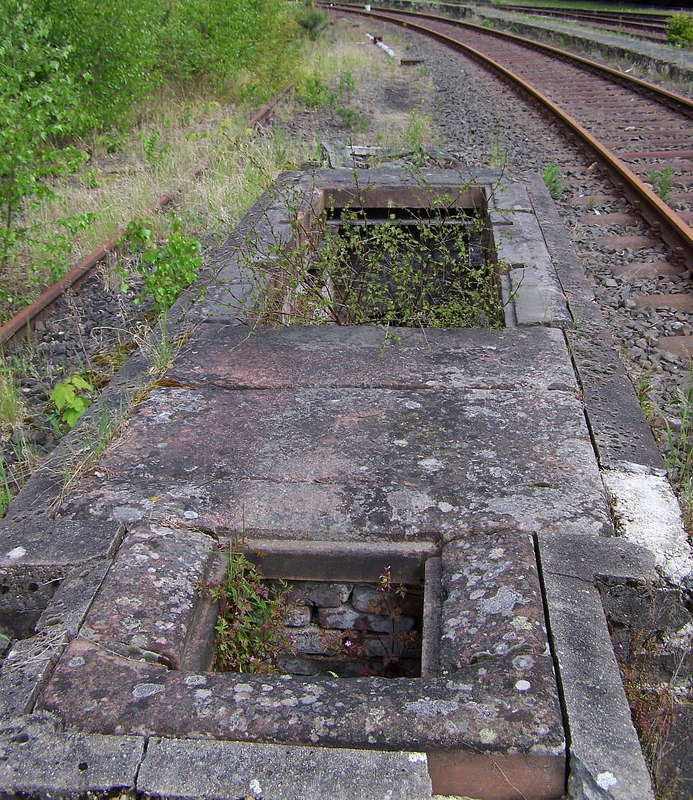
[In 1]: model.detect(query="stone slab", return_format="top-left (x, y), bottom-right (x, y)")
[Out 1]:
top-left (0, 715), bottom-right (144, 795)
top-left (169, 325), bottom-right (578, 392)
top-left (0, 629), bottom-right (69, 719)
top-left (0, 518), bottom-right (122, 571)
top-left (526, 174), bottom-right (664, 471)
top-left (137, 738), bottom-right (432, 800)
top-left (57, 385), bottom-right (610, 540)
top-left (440, 531), bottom-right (548, 672)
top-left (80, 525), bottom-right (216, 668)
top-left (36, 560), bottom-right (111, 638)
top-left (540, 569), bottom-right (655, 800)
top-left (40, 638), bottom-right (565, 757)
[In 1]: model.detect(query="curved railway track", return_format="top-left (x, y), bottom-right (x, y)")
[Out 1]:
top-left (328, 3), bottom-right (693, 275)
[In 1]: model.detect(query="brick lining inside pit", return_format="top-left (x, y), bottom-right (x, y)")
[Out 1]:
top-left (274, 580), bottom-right (424, 678)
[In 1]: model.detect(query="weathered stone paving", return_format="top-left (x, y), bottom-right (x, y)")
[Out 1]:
top-left (0, 168), bottom-right (666, 799)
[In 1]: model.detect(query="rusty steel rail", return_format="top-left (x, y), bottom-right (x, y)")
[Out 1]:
top-left (0, 85), bottom-right (293, 347)
top-left (328, 3), bottom-right (693, 271)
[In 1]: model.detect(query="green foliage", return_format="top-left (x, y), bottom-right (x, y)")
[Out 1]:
top-left (276, 209), bottom-right (504, 328)
top-left (206, 547), bottom-right (294, 673)
top-left (335, 106), bottom-right (370, 132)
top-left (122, 215), bottom-right (202, 314)
top-left (647, 167), bottom-right (673, 204)
top-left (0, 1), bottom-right (90, 302)
top-left (296, 75), bottom-right (337, 108)
top-left (542, 163), bottom-right (563, 199)
top-left (50, 374), bottom-right (94, 428)
top-left (666, 13), bottom-right (693, 47)
top-left (294, 5), bottom-right (328, 40)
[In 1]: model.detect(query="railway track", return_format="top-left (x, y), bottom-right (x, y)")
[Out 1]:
top-left (498, 4), bottom-right (674, 44)
top-left (329, 3), bottom-right (693, 284)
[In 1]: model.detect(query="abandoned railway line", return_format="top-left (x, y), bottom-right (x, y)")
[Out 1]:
top-left (0, 7), bottom-right (691, 800)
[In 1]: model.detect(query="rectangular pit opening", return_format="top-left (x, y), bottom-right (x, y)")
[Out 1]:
top-left (270, 184), bottom-right (507, 329)
top-left (187, 542), bottom-right (440, 680)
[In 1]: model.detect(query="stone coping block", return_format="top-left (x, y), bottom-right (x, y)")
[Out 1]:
top-left (169, 325), bottom-right (577, 392)
top-left (440, 532), bottom-right (547, 671)
top-left (0, 518), bottom-right (123, 572)
top-left (137, 738), bottom-right (433, 800)
top-left (0, 715), bottom-right (144, 796)
top-left (539, 533), bottom-right (656, 799)
top-left (40, 637), bottom-right (564, 758)
top-left (79, 525), bottom-right (216, 669)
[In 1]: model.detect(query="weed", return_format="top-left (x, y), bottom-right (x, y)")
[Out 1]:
top-left (138, 129), bottom-right (171, 169)
top-left (335, 106), bottom-right (370, 132)
top-left (403, 109), bottom-right (428, 159)
top-left (488, 133), bottom-right (508, 169)
top-left (663, 378), bottom-right (692, 530)
top-left (49, 374), bottom-right (95, 429)
top-left (0, 361), bottom-right (26, 438)
top-left (135, 312), bottom-right (180, 375)
top-left (120, 214), bottom-right (202, 314)
top-left (204, 545), bottom-right (295, 673)
top-left (294, 3), bottom-right (329, 41)
top-left (585, 195), bottom-right (597, 211)
top-left (648, 167), bottom-right (673, 204)
top-left (295, 75), bottom-right (336, 109)
top-left (542, 163), bottom-right (564, 199)
top-left (0, 458), bottom-right (12, 517)
top-left (667, 13), bottom-right (693, 47)
top-left (635, 371), bottom-right (656, 422)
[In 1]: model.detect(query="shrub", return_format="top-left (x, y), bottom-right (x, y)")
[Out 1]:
top-left (667, 13), bottom-right (693, 46)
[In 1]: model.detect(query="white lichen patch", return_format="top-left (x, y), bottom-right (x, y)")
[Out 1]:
top-left (4, 546), bottom-right (26, 560)
top-left (603, 463), bottom-right (692, 584)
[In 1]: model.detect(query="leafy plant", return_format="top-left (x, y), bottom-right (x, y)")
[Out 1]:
top-left (335, 106), bottom-right (370, 132)
top-left (294, 3), bottom-right (328, 40)
top-left (49, 374), bottom-right (94, 428)
top-left (121, 215), bottom-right (202, 313)
top-left (666, 13), bottom-right (693, 47)
top-left (205, 546), bottom-right (295, 673)
top-left (542, 163), bottom-right (564, 199)
top-left (296, 75), bottom-right (337, 108)
top-left (648, 167), bottom-right (673, 204)
top-left (271, 207), bottom-right (504, 329)
top-left (138, 129), bottom-right (171, 168)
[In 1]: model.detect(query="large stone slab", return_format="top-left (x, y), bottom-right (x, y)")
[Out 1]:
top-left (57, 384), bottom-right (610, 539)
top-left (40, 638), bottom-right (564, 757)
top-left (169, 325), bottom-right (577, 392)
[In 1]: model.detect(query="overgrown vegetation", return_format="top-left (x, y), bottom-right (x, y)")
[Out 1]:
top-left (266, 206), bottom-right (505, 328)
top-left (206, 546), bottom-right (295, 674)
top-left (0, 0), bottom-right (306, 321)
top-left (666, 13), bottom-right (693, 47)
